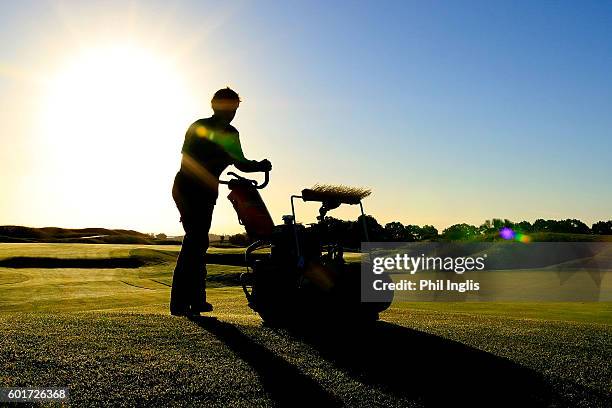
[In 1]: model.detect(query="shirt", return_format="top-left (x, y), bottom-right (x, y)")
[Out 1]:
top-left (177, 116), bottom-right (247, 199)
top-left (181, 117), bottom-right (247, 175)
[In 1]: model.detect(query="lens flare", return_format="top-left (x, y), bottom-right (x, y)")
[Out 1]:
top-left (515, 233), bottom-right (531, 243)
top-left (499, 227), bottom-right (531, 243)
top-left (499, 227), bottom-right (515, 240)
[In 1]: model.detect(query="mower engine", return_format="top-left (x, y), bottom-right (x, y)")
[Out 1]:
top-left (221, 171), bottom-right (392, 326)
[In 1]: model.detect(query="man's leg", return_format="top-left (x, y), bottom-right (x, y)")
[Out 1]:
top-left (170, 179), bottom-right (205, 315)
top-left (170, 174), bottom-right (216, 314)
top-left (170, 217), bottom-right (210, 314)
top-left (170, 229), bottom-right (195, 315)
top-left (170, 206), bottom-right (214, 314)
top-left (190, 203), bottom-right (214, 312)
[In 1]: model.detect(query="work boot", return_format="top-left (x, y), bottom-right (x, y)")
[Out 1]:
top-left (170, 307), bottom-right (190, 317)
top-left (191, 302), bottom-right (213, 314)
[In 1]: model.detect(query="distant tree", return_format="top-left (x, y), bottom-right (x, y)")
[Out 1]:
top-left (403, 225), bottom-right (420, 241)
top-left (442, 223), bottom-right (480, 241)
top-left (562, 219), bottom-right (590, 234)
top-left (592, 221), bottom-right (612, 235)
top-left (479, 218), bottom-right (517, 235)
top-left (381, 222), bottom-right (438, 242)
top-left (515, 221), bottom-right (532, 233)
top-left (384, 222), bottom-right (407, 241)
top-left (479, 219), bottom-right (493, 234)
top-left (418, 225), bottom-right (439, 241)
top-left (228, 233), bottom-right (250, 246)
top-left (356, 215), bottom-right (385, 242)
top-left (492, 218), bottom-right (504, 230)
top-left (155, 233), bottom-right (167, 240)
top-left (532, 218), bottom-right (590, 234)
top-left (533, 219), bottom-right (550, 232)
top-left (322, 217), bottom-right (354, 246)
top-left (220, 235), bottom-right (225, 243)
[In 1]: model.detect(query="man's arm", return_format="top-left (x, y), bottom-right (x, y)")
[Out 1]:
top-left (228, 134), bottom-right (272, 173)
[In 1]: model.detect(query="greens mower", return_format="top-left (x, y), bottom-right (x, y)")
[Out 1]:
top-left (220, 170), bottom-right (391, 326)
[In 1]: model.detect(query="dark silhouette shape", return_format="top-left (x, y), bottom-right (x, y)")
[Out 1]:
top-left (592, 220), bottom-right (612, 235)
top-left (283, 321), bottom-right (584, 407)
top-left (0, 256), bottom-right (146, 269)
top-left (170, 88), bottom-right (271, 316)
top-left (191, 316), bottom-right (342, 407)
top-left (187, 316), bottom-right (611, 406)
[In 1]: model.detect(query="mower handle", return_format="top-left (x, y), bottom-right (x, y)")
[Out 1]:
top-left (219, 170), bottom-right (269, 189)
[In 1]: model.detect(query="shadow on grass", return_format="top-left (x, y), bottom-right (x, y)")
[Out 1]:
top-left (0, 256), bottom-right (147, 269)
top-left (190, 315), bottom-right (599, 407)
top-left (286, 320), bottom-right (558, 407)
top-left (191, 316), bottom-right (342, 407)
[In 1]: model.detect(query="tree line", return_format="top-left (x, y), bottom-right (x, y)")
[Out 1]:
top-left (225, 217), bottom-right (612, 247)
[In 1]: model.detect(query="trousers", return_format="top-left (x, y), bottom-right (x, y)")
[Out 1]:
top-left (170, 172), bottom-right (216, 313)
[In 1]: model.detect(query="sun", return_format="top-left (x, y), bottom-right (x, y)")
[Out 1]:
top-left (38, 44), bottom-right (199, 227)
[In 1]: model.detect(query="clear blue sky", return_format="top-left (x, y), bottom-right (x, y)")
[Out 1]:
top-left (0, 1), bottom-right (610, 234)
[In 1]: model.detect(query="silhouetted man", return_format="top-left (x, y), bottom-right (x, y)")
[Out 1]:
top-left (171, 87), bottom-right (271, 316)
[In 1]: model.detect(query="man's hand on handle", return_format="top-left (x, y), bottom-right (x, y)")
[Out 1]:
top-left (234, 158), bottom-right (271, 173)
top-left (258, 159), bottom-right (272, 172)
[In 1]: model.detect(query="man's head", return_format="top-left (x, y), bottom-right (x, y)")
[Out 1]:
top-left (211, 87), bottom-right (240, 124)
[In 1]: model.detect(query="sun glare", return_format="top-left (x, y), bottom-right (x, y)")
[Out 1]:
top-left (39, 45), bottom-right (198, 227)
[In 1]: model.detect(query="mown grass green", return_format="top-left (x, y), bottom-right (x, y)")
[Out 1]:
top-left (0, 243), bottom-right (610, 406)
